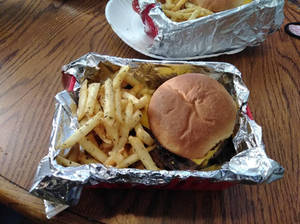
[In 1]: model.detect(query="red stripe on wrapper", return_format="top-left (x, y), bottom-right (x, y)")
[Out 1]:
top-left (246, 105), bottom-right (253, 120)
top-left (132, 0), bottom-right (141, 13)
top-left (141, 4), bottom-right (158, 38)
top-left (62, 72), bottom-right (76, 91)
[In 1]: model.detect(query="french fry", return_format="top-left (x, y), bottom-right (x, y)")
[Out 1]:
top-left (79, 116), bottom-right (88, 126)
top-left (114, 88), bottom-right (123, 123)
top-left (103, 78), bottom-right (114, 120)
top-left (123, 91), bottom-right (139, 105)
top-left (77, 80), bottom-right (88, 121)
top-left (79, 136), bottom-right (108, 163)
top-left (105, 151), bottom-right (124, 166)
top-left (56, 155), bottom-right (80, 167)
top-left (172, 0), bottom-right (188, 11)
top-left (124, 103), bottom-right (143, 129)
top-left (117, 153), bottom-right (139, 168)
top-left (94, 125), bottom-right (112, 144)
top-left (188, 9), bottom-right (200, 20)
top-left (134, 94), bottom-right (150, 109)
top-left (78, 151), bottom-right (100, 164)
top-left (123, 92), bottom-right (150, 109)
top-left (185, 2), bottom-right (197, 8)
top-left (128, 110), bottom-right (142, 127)
top-left (86, 83), bottom-right (100, 117)
top-left (135, 123), bottom-right (154, 146)
top-left (99, 85), bottom-right (105, 109)
top-left (124, 101), bottom-right (133, 123)
top-left (93, 100), bottom-right (101, 115)
top-left (162, 1), bottom-right (175, 10)
top-left (117, 145), bottom-right (155, 168)
top-left (112, 66), bottom-right (129, 89)
top-left (129, 136), bottom-right (159, 170)
top-left (60, 111), bottom-right (104, 149)
top-left (116, 127), bottom-right (130, 153)
top-left (102, 118), bottom-right (119, 144)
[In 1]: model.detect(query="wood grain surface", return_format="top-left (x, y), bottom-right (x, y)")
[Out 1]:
top-left (0, 0), bottom-right (299, 223)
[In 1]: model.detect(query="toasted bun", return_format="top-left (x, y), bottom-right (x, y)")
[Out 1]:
top-left (191, 0), bottom-right (246, 12)
top-left (148, 73), bottom-right (237, 159)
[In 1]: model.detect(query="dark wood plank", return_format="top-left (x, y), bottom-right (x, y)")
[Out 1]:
top-left (0, 175), bottom-right (105, 224)
top-left (0, 0), bottom-right (299, 224)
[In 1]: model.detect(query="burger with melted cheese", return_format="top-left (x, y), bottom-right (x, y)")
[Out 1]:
top-left (148, 73), bottom-right (237, 169)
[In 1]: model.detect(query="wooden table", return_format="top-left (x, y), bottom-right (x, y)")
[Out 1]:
top-left (0, 0), bottom-right (299, 223)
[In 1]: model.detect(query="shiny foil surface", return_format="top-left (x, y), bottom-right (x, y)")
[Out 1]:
top-left (30, 53), bottom-right (284, 218)
top-left (137, 0), bottom-right (284, 58)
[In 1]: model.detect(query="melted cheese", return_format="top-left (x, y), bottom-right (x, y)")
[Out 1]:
top-left (192, 145), bottom-right (219, 166)
top-left (243, 0), bottom-right (252, 4)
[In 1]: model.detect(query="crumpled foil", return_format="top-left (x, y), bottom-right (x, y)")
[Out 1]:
top-left (137, 0), bottom-right (284, 58)
top-left (30, 53), bottom-right (284, 218)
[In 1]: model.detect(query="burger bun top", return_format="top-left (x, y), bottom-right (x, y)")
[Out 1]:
top-left (148, 73), bottom-right (237, 159)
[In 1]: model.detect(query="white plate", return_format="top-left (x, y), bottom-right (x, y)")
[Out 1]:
top-left (105, 0), bottom-right (158, 58)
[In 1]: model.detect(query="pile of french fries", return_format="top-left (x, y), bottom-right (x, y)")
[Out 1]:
top-left (158, 0), bottom-right (213, 22)
top-left (56, 66), bottom-right (159, 170)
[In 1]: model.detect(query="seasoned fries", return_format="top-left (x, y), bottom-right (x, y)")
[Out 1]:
top-left (158, 0), bottom-right (252, 22)
top-left (56, 155), bottom-right (80, 167)
top-left (117, 145), bottom-right (156, 168)
top-left (103, 78), bottom-right (115, 120)
top-left (60, 111), bottom-right (104, 149)
top-left (129, 136), bottom-right (159, 170)
top-left (158, 0), bottom-right (213, 22)
top-left (86, 83), bottom-right (100, 117)
top-left (79, 136), bottom-right (108, 163)
top-left (77, 80), bottom-right (88, 120)
top-left (135, 123), bottom-right (154, 146)
top-left (56, 66), bottom-right (158, 170)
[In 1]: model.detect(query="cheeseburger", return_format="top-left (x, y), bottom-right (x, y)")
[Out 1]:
top-left (148, 73), bottom-right (237, 169)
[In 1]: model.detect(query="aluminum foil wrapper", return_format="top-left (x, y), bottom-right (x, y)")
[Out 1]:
top-left (30, 53), bottom-right (284, 218)
top-left (137, 0), bottom-right (284, 58)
